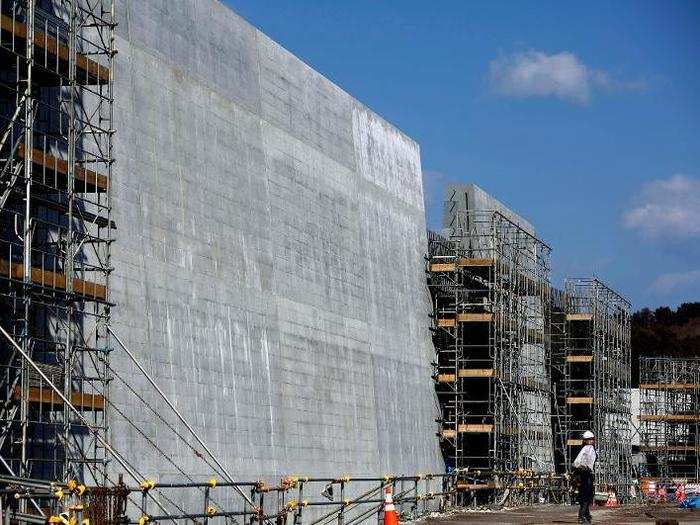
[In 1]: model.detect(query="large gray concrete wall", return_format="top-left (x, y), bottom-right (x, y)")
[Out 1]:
top-left (108, 0), bottom-right (442, 488)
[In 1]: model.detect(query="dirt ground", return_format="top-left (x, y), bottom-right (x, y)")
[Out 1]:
top-left (420, 503), bottom-right (700, 524)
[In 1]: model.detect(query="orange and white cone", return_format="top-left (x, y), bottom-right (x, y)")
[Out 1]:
top-left (676, 484), bottom-right (686, 503)
top-left (604, 491), bottom-right (619, 508)
top-left (658, 486), bottom-right (667, 503)
top-left (383, 486), bottom-right (399, 525)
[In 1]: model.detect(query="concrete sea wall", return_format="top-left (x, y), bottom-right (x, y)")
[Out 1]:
top-left (108, 0), bottom-right (442, 488)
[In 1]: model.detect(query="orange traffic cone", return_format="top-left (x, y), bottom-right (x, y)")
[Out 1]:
top-left (604, 491), bottom-right (619, 508)
top-left (676, 484), bottom-right (686, 503)
top-left (383, 486), bottom-right (399, 525)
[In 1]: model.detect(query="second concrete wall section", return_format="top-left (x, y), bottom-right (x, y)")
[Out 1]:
top-left (109, 0), bottom-right (442, 482)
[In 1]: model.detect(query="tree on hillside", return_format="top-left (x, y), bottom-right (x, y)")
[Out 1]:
top-left (630, 302), bottom-right (700, 386)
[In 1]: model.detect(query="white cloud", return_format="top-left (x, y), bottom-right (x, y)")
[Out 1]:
top-left (623, 175), bottom-right (700, 238)
top-left (649, 269), bottom-right (700, 295)
top-left (488, 50), bottom-right (644, 104)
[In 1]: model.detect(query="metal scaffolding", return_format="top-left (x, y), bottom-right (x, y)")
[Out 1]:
top-left (0, 1), bottom-right (640, 514)
top-left (0, 473), bottom-right (458, 525)
top-left (640, 357), bottom-right (700, 482)
top-left (0, 0), bottom-right (115, 491)
top-left (552, 278), bottom-right (632, 497)
top-left (426, 210), bottom-right (554, 503)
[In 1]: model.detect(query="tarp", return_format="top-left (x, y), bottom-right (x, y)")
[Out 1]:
top-left (679, 495), bottom-right (700, 509)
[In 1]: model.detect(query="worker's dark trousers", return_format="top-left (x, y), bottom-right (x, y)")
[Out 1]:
top-left (578, 469), bottom-right (594, 522)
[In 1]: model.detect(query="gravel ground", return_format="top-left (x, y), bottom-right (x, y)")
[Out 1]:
top-left (416, 503), bottom-right (700, 524)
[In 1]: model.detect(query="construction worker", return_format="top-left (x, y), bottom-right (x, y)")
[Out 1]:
top-left (573, 430), bottom-right (596, 523)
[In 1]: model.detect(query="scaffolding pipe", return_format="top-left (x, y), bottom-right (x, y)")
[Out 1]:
top-left (0, 324), bottom-right (173, 519)
top-left (107, 327), bottom-right (263, 516)
top-left (0, 455), bottom-right (43, 517)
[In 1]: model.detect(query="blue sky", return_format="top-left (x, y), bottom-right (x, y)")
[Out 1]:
top-left (226, 0), bottom-right (700, 310)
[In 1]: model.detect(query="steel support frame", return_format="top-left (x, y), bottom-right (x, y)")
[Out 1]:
top-left (427, 210), bottom-right (554, 504)
top-left (0, 0), bottom-right (115, 490)
top-left (555, 278), bottom-right (632, 498)
top-left (639, 357), bottom-right (700, 482)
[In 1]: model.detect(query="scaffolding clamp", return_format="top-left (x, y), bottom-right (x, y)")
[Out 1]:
top-left (48, 513), bottom-right (74, 525)
top-left (140, 480), bottom-right (156, 492)
top-left (285, 499), bottom-right (297, 511)
top-left (255, 481), bottom-right (268, 493)
top-left (53, 489), bottom-right (65, 501)
top-left (282, 476), bottom-right (298, 489)
top-left (138, 515), bottom-right (151, 525)
top-left (206, 506), bottom-right (217, 517)
top-left (383, 475), bottom-right (392, 483)
top-left (208, 478), bottom-right (217, 488)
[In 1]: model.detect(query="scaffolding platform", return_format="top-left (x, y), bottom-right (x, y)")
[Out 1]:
top-left (551, 278), bottom-right (632, 497)
top-left (566, 355), bottom-right (593, 362)
top-left (0, 259), bottom-right (107, 300)
top-left (640, 414), bottom-right (700, 422)
top-left (12, 387), bottom-right (105, 411)
top-left (640, 383), bottom-right (700, 390)
top-left (0, 13), bottom-right (110, 85)
top-left (435, 313), bottom-right (494, 326)
top-left (441, 424), bottom-right (495, 438)
top-left (18, 145), bottom-right (108, 193)
top-left (0, 0), bottom-right (115, 486)
top-left (566, 397), bottom-right (593, 404)
top-left (427, 210), bottom-right (553, 505)
top-left (639, 357), bottom-right (700, 481)
top-left (565, 313), bottom-right (593, 321)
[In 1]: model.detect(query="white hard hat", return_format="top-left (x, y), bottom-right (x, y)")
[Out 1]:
top-left (583, 430), bottom-right (595, 439)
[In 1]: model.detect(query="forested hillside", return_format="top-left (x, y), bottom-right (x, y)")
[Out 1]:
top-left (631, 302), bottom-right (700, 385)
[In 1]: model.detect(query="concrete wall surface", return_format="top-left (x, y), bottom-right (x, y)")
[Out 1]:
top-left (442, 183), bottom-right (535, 235)
top-left (108, 0), bottom-right (442, 492)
